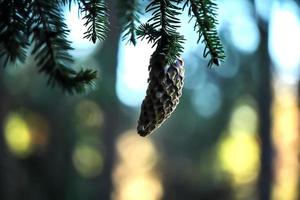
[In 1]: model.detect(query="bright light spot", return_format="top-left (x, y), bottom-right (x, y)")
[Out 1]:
top-left (219, 0), bottom-right (260, 53)
top-left (4, 113), bottom-right (33, 158)
top-left (218, 98), bottom-right (259, 184)
top-left (229, 102), bottom-right (258, 134)
top-left (64, 5), bottom-right (97, 58)
top-left (178, 12), bottom-right (199, 57)
top-left (272, 83), bottom-right (299, 200)
top-left (269, 1), bottom-right (300, 84)
top-left (255, 0), bottom-right (273, 21)
top-left (192, 82), bottom-right (222, 118)
top-left (116, 131), bottom-right (157, 171)
top-left (230, 18), bottom-right (260, 53)
top-left (114, 174), bottom-right (163, 200)
top-left (116, 39), bottom-right (153, 107)
top-left (112, 131), bottom-right (162, 200)
top-left (218, 131), bottom-right (260, 184)
top-left (75, 100), bottom-right (103, 128)
top-left (73, 144), bottom-right (103, 178)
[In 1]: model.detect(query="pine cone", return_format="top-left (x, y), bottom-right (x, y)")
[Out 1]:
top-left (137, 53), bottom-right (184, 136)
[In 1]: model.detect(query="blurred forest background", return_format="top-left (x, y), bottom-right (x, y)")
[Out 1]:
top-left (0, 0), bottom-right (300, 200)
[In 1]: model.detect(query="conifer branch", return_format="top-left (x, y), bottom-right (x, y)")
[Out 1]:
top-left (30, 0), bottom-right (96, 93)
top-left (187, 0), bottom-right (225, 67)
top-left (137, 23), bottom-right (161, 43)
top-left (0, 0), bottom-right (226, 95)
top-left (0, 0), bottom-right (29, 67)
top-left (144, 0), bottom-right (184, 64)
top-left (79, 0), bottom-right (109, 43)
top-left (118, 0), bottom-right (140, 45)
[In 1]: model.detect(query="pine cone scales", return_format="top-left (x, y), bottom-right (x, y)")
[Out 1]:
top-left (137, 54), bottom-right (184, 136)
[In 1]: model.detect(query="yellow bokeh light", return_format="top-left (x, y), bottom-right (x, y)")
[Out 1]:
top-left (75, 100), bottom-right (103, 128)
top-left (271, 83), bottom-right (299, 200)
top-left (4, 113), bottom-right (33, 158)
top-left (218, 100), bottom-right (260, 185)
top-left (229, 101), bottom-right (258, 134)
top-left (116, 132), bottom-right (157, 171)
top-left (218, 132), bottom-right (260, 184)
top-left (113, 130), bottom-right (162, 200)
top-left (114, 174), bottom-right (163, 200)
top-left (73, 144), bottom-right (103, 178)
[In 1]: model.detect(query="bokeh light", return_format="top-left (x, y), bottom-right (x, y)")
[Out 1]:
top-left (269, 0), bottom-right (300, 84)
top-left (73, 144), bottom-right (104, 178)
top-left (75, 100), bottom-right (103, 128)
top-left (229, 100), bottom-right (258, 134)
top-left (64, 5), bottom-right (97, 58)
top-left (116, 131), bottom-right (157, 171)
top-left (113, 174), bottom-right (162, 200)
top-left (192, 82), bottom-right (222, 118)
top-left (218, 98), bottom-right (259, 185)
top-left (255, 0), bottom-right (273, 21)
top-left (1, 1), bottom-right (299, 199)
top-left (218, 132), bottom-right (260, 184)
top-left (4, 113), bottom-right (33, 158)
top-left (219, 0), bottom-right (260, 53)
top-left (271, 82), bottom-right (299, 200)
top-left (116, 38), bottom-right (152, 107)
top-left (112, 131), bottom-right (162, 200)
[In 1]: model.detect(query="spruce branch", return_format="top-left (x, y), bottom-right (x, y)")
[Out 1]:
top-left (79, 0), bottom-right (109, 43)
top-left (162, 33), bottom-right (184, 63)
top-left (187, 0), bottom-right (225, 67)
top-left (146, 0), bottom-right (181, 35)
top-left (137, 23), bottom-right (160, 43)
top-left (0, 0), bottom-right (29, 67)
top-left (144, 0), bottom-right (184, 64)
top-left (117, 0), bottom-right (141, 45)
top-left (0, 0), bottom-right (226, 95)
top-left (30, 0), bottom-right (96, 93)
top-left (47, 68), bottom-right (97, 94)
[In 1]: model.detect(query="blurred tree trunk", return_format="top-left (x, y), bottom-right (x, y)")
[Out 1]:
top-left (248, 1), bottom-right (274, 199)
top-left (255, 16), bottom-right (274, 200)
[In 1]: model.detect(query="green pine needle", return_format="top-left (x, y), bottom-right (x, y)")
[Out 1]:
top-left (0, 0), bottom-right (29, 67)
top-left (137, 23), bottom-right (160, 43)
top-left (187, 0), bottom-right (225, 68)
top-left (118, 0), bottom-right (141, 45)
top-left (48, 68), bottom-right (97, 94)
top-left (144, 0), bottom-right (184, 64)
top-left (80, 0), bottom-right (109, 43)
top-left (0, 0), bottom-right (226, 94)
top-left (30, 0), bottom-right (96, 94)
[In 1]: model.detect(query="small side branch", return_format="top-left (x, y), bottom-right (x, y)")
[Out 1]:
top-left (189, 0), bottom-right (225, 67)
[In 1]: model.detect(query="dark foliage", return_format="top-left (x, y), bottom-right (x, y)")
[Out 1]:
top-left (0, 0), bottom-right (224, 93)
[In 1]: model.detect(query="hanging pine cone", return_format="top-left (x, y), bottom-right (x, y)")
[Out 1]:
top-left (137, 53), bottom-right (185, 136)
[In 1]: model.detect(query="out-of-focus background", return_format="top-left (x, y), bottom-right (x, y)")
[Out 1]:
top-left (0, 0), bottom-right (299, 199)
